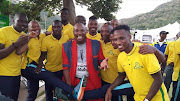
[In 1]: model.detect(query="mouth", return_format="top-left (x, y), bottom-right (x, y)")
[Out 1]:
top-left (77, 36), bottom-right (83, 40)
top-left (91, 28), bottom-right (96, 31)
top-left (118, 45), bottom-right (123, 49)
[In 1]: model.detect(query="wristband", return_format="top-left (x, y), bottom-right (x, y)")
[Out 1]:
top-left (144, 98), bottom-right (149, 101)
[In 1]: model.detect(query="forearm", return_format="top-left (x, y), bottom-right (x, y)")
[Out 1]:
top-left (109, 72), bottom-right (126, 91)
top-left (15, 43), bottom-right (28, 55)
top-left (0, 44), bottom-right (16, 59)
top-left (145, 71), bottom-right (163, 100)
top-left (154, 48), bottom-right (166, 64)
top-left (63, 69), bottom-right (71, 85)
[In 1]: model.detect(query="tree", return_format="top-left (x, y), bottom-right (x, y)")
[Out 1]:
top-left (0, 0), bottom-right (122, 25)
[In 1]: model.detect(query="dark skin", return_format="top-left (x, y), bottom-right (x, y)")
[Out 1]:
top-left (61, 10), bottom-right (69, 26)
top-left (75, 16), bottom-right (86, 26)
top-left (0, 14), bottom-right (28, 59)
top-left (88, 20), bottom-right (98, 36)
top-left (35, 21), bottom-right (63, 73)
top-left (105, 29), bottom-right (163, 101)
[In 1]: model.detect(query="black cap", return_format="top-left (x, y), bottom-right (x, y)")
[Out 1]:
top-left (160, 31), bottom-right (169, 34)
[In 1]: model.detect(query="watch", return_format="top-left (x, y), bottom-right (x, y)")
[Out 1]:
top-left (144, 98), bottom-right (149, 101)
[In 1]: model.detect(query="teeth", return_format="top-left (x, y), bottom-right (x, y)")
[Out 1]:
top-left (77, 36), bottom-right (82, 40)
top-left (118, 45), bottom-right (123, 49)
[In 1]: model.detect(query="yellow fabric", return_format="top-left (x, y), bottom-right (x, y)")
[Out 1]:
top-left (117, 44), bottom-right (169, 101)
top-left (0, 25), bottom-right (26, 76)
top-left (86, 33), bottom-right (102, 41)
top-left (165, 41), bottom-right (175, 65)
top-left (21, 34), bottom-right (46, 69)
top-left (47, 23), bottom-right (74, 39)
top-left (41, 34), bottom-right (69, 72)
top-left (172, 38), bottom-right (180, 81)
top-left (100, 42), bottom-right (120, 83)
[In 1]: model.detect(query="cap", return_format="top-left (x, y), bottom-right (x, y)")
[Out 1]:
top-left (160, 31), bottom-right (169, 34)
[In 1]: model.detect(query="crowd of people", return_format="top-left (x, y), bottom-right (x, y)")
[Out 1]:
top-left (0, 7), bottom-right (180, 101)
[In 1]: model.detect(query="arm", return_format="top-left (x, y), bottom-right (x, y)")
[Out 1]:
top-left (139, 45), bottom-right (166, 64)
top-left (35, 51), bottom-right (47, 73)
top-left (15, 43), bottom-right (28, 55)
top-left (145, 71), bottom-right (163, 100)
top-left (63, 69), bottom-right (71, 85)
top-left (105, 72), bottom-right (126, 101)
top-left (0, 35), bottom-right (29, 59)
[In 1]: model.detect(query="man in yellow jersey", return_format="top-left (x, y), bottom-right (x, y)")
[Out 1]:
top-left (37, 20), bottom-right (73, 101)
top-left (110, 19), bottom-right (119, 29)
top-left (0, 13), bottom-right (29, 101)
top-left (170, 32), bottom-right (180, 101)
top-left (86, 16), bottom-right (102, 41)
top-left (105, 25), bottom-right (169, 101)
top-left (163, 40), bottom-right (175, 92)
top-left (46, 8), bottom-right (74, 39)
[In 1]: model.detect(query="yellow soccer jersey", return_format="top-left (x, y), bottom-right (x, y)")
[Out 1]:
top-left (117, 44), bottom-right (169, 101)
top-left (172, 39), bottom-right (180, 81)
top-left (86, 33), bottom-right (102, 41)
top-left (165, 41), bottom-right (175, 65)
top-left (47, 23), bottom-right (74, 39)
top-left (100, 42), bottom-right (120, 83)
top-left (0, 25), bottom-right (26, 76)
top-left (41, 34), bottom-right (69, 72)
top-left (21, 34), bottom-right (46, 69)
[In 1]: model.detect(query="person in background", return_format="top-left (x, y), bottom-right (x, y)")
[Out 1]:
top-left (46, 8), bottom-right (74, 39)
top-left (86, 16), bottom-right (102, 41)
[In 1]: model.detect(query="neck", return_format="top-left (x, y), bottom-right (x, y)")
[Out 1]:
top-left (104, 39), bottom-right (110, 44)
top-left (53, 33), bottom-right (61, 40)
top-left (159, 39), bottom-right (164, 42)
top-left (62, 21), bottom-right (68, 26)
top-left (76, 39), bottom-right (86, 45)
top-left (125, 42), bottom-right (134, 54)
top-left (13, 25), bottom-right (21, 33)
top-left (89, 32), bottom-right (97, 36)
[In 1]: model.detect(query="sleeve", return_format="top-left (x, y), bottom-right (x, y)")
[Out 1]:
top-left (98, 42), bottom-right (105, 64)
top-left (175, 39), bottom-right (180, 55)
top-left (117, 54), bottom-right (125, 73)
top-left (164, 42), bottom-right (170, 55)
top-left (0, 30), bottom-right (6, 44)
top-left (41, 38), bottom-right (47, 52)
top-left (143, 54), bottom-right (161, 74)
top-left (62, 44), bottom-right (69, 70)
top-left (47, 25), bottom-right (52, 31)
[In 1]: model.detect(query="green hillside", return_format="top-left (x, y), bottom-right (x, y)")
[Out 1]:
top-left (120, 0), bottom-right (180, 30)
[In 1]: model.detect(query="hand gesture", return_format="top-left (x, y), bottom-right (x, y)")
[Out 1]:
top-left (14, 35), bottom-right (29, 47)
top-left (99, 57), bottom-right (109, 71)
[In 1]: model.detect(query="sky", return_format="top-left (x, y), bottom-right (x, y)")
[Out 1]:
top-left (75, 0), bottom-right (172, 23)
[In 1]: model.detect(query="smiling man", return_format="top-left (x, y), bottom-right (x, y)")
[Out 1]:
top-left (86, 16), bottom-right (102, 41)
top-left (105, 25), bottom-right (169, 101)
top-left (62, 23), bottom-right (106, 101)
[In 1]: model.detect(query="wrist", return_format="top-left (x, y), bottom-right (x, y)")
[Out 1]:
top-left (12, 42), bottom-right (18, 49)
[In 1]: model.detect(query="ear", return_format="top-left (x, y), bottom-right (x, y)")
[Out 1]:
top-left (129, 34), bottom-right (132, 40)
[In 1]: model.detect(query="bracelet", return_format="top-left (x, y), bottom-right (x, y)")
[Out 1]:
top-left (12, 42), bottom-right (18, 49)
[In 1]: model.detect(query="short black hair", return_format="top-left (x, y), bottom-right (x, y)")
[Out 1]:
top-left (89, 16), bottom-right (97, 20)
top-left (52, 20), bottom-right (62, 26)
top-left (111, 25), bottom-right (130, 34)
top-left (61, 8), bottom-right (69, 12)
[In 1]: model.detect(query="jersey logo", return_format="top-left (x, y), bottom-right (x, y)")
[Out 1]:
top-left (107, 50), bottom-right (114, 55)
top-left (134, 62), bottom-right (143, 69)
